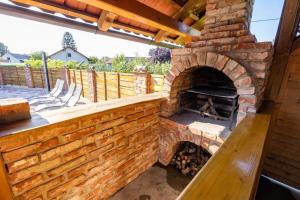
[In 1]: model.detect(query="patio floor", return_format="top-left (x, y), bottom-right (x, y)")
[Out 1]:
top-left (109, 163), bottom-right (192, 200)
top-left (0, 85), bottom-right (90, 113)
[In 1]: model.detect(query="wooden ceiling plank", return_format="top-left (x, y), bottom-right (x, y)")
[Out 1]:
top-left (11, 0), bottom-right (98, 22)
top-left (77, 0), bottom-right (192, 37)
top-left (97, 10), bottom-right (117, 31)
top-left (10, 0), bottom-right (175, 42)
top-left (154, 0), bottom-right (205, 43)
top-left (0, 2), bottom-right (178, 48)
top-left (163, 0), bottom-right (182, 10)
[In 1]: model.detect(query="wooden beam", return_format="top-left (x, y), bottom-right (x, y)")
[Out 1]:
top-left (154, 0), bottom-right (205, 42)
top-left (0, 2), bottom-right (178, 48)
top-left (11, 0), bottom-right (98, 22)
top-left (163, 0), bottom-right (182, 10)
top-left (77, 0), bottom-right (192, 37)
top-left (97, 10), bottom-right (117, 31)
top-left (265, 0), bottom-right (300, 101)
top-left (175, 16), bottom-right (205, 45)
top-left (10, 0), bottom-right (176, 42)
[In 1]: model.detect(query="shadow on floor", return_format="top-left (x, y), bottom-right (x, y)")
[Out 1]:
top-left (256, 176), bottom-right (300, 200)
top-left (109, 163), bottom-right (192, 200)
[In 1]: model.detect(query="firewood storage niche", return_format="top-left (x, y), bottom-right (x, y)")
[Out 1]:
top-left (179, 67), bottom-right (238, 128)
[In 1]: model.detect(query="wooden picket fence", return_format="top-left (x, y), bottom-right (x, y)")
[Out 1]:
top-left (0, 66), bottom-right (165, 102)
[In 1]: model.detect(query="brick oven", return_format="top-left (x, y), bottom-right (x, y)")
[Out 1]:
top-left (159, 0), bottom-right (273, 166)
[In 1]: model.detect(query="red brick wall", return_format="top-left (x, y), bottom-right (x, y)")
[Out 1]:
top-left (0, 100), bottom-right (161, 199)
top-left (161, 0), bottom-right (273, 123)
top-left (159, 117), bottom-right (222, 165)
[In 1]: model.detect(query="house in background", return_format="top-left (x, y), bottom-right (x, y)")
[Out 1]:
top-left (0, 51), bottom-right (29, 63)
top-left (48, 47), bottom-right (88, 63)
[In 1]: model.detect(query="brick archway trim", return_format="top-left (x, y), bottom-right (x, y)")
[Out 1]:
top-left (161, 52), bottom-right (258, 123)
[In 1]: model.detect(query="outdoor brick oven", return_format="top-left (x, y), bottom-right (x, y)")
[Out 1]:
top-left (159, 0), bottom-right (274, 166)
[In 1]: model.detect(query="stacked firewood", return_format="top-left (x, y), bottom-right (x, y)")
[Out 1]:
top-left (198, 96), bottom-right (222, 120)
top-left (170, 142), bottom-right (211, 177)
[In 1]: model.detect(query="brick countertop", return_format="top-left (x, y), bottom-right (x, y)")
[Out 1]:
top-left (0, 93), bottom-right (165, 137)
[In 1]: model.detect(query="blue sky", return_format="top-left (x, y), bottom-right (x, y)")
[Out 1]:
top-left (0, 0), bottom-right (284, 57)
top-left (250, 0), bottom-right (284, 42)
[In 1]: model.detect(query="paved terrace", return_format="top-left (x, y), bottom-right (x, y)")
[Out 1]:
top-left (0, 85), bottom-right (90, 113)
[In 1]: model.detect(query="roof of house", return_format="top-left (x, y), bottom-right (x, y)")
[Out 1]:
top-left (48, 47), bottom-right (89, 60)
top-left (7, 52), bottom-right (30, 60)
top-left (6, 0), bottom-right (206, 46)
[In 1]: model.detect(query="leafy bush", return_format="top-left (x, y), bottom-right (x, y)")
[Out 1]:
top-left (25, 59), bottom-right (82, 69)
top-left (112, 54), bottom-right (132, 72)
top-left (47, 59), bottom-right (65, 68)
top-left (25, 59), bottom-right (43, 68)
top-left (147, 62), bottom-right (170, 75)
top-left (89, 56), bottom-right (111, 71)
top-left (23, 53), bottom-right (171, 75)
top-left (29, 51), bottom-right (43, 60)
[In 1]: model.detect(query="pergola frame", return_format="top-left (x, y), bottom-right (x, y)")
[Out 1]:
top-left (6, 0), bottom-right (206, 46)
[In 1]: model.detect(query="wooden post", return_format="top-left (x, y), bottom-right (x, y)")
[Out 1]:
top-left (265, 0), bottom-right (300, 100)
top-left (117, 72), bottom-right (121, 98)
top-left (61, 66), bottom-right (70, 90)
top-left (79, 68), bottom-right (84, 97)
top-left (134, 72), bottom-right (150, 95)
top-left (72, 70), bottom-right (76, 84)
top-left (0, 68), bottom-right (4, 85)
top-left (42, 52), bottom-right (50, 91)
top-left (146, 72), bottom-right (151, 94)
top-left (24, 65), bottom-right (34, 88)
top-left (88, 67), bottom-right (97, 102)
top-left (104, 72), bottom-right (107, 100)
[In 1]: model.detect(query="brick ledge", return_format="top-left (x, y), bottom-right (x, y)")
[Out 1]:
top-left (0, 93), bottom-right (166, 137)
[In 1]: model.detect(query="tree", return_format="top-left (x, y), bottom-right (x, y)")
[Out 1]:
top-left (29, 51), bottom-right (43, 60)
top-left (149, 47), bottom-right (171, 63)
top-left (62, 32), bottom-right (77, 50)
top-left (0, 42), bottom-right (8, 56)
top-left (89, 56), bottom-right (100, 64)
top-left (112, 54), bottom-right (128, 72)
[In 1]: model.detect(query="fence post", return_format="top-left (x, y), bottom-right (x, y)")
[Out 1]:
top-left (0, 68), bottom-right (4, 85)
top-left (117, 73), bottom-right (121, 98)
top-left (134, 72), bottom-right (151, 95)
top-left (88, 67), bottom-right (97, 102)
top-left (104, 72), bottom-right (107, 100)
top-left (24, 65), bottom-right (34, 88)
top-left (61, 66), bottom-right (70, 90)
top-left (146, 72), bottom-right (151, 93)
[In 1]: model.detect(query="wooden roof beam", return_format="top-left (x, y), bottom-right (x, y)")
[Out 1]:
top-left (0, 2), bottom-right (178, 48)
top-left (10, 0), bottom-right (98, 22)
top-left (154, 0), bottom-right (205, 43)
top-left (10, 0), bottom-right (176, 42)
top-left (97, 10), bottom-right (117, 31)
top-left (164, 0), bottom-right (182, 10)
top-left (77, 0), bottom-right (193, 37)
top-left (175, 16), bottom-right (205, 45)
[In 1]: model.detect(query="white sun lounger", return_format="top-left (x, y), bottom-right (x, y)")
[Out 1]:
top-left (29, 79), bottom-right (62, 100)
top-left (29, 80), bottom-right (65, 105)
top-left (34, 85), bottom-right (82, 112)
